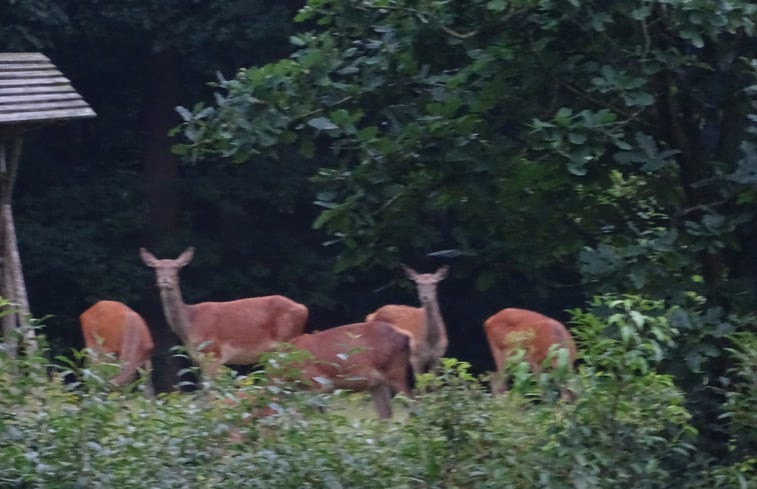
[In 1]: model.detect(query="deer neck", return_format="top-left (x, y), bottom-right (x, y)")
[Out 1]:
top-left (422, 299), bottom-right (445, 347)
top-left (158, 287), bottom-right (192, 343)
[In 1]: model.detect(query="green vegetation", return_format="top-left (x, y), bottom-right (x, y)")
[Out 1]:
top-left (174, 0), bottom-right (757, 471)
top-left (2, 295), bottom-right (754, 488)
top-left (1, 0), bottom-right (755, 484)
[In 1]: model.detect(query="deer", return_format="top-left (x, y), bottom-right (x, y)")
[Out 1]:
top-left (285, 320), bottom-right (414, 419)
top-left (366, 265), bottom-right (449, 375)
top-left (79, 300), bottom-right (155, 395)
top-left (483, 308), bottom-right (576, 397)
top-left (139, 247), bottom-right (308, 380)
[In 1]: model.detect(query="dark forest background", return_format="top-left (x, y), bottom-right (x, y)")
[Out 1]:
top-left (2, 0), bottom-right (756, 464)
top-left (0, 0), bottom-right (511, 390)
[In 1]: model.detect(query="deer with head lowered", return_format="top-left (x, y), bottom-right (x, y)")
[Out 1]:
top-left (366, 265), bottom-right (449, 375)
top-left (484, 308), bottom-right (576, 396)
top-left (285, 320), bottom-right (414, 419)
top-left (80, 300), bottom-right (155, 395)
top-left (139, 247), bottom-right (308, 380)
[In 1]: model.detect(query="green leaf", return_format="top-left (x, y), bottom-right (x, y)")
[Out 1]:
top-left (307, 116), bottom-right (339, 130)
top-left (176, 106), bottom-right (193, 121)
top-left (630, 310), bottom-right (646, 328)
top-left (554, 107), bottom-right (574, 126)
top-left (568, 132), bottom-right (587, 145)
top-left (685, 350), bottom-right (703, 371)
top-left (631, 6), bottom-right (651, 20)
top-left (625, 91), bottom-right (655, 107)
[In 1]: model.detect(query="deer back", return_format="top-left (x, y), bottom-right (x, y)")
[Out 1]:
top-left (290, 321), bottom-right (412, 395)
top-left (186, 295), bottom-right (307, 363)
top-left (80, 300), bottom-right (154, 357)
top-left (80, 300), bottom-right (154, 386)
top-left (366, 305), bottom-right (425, 342)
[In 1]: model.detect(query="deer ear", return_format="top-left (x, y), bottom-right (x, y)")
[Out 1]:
top-left (139, 248), bottom-right (158, 267)
top-left (176, 247), bottom-right (195, 267)
top-left (401, 264), bottom-right (417, 280)
top-left (435, 265), bottom-right (449, 280)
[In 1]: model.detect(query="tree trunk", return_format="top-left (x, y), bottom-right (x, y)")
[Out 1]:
top-left (654, 70), bottom-right (725, 291)
top-left (141, 42), bottom-right (185, 392)
top-left (143, 44), bottom-right (181, 243)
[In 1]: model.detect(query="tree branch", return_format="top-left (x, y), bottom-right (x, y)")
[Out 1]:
top-left (294, 96), bottom-right (353, 122)
top-left (439, 24), bottom-right (479, 39)
top-left (555, 79), bottom-right (650, 127)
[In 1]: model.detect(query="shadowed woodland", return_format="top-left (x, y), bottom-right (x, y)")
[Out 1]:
top-left (0, 1), bottom-right (755, 487)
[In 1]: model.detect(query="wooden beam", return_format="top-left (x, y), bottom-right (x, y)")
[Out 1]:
top-left (0, 69), bottom-right (64, 79)
top-left (0, 85), bottom-right (75, 95)
top-left (0, 92), bottom-right (83, 103)
top-left (0, 108), bottom-right (96, 124)
top-left (0, 77), bottom-right (71, 87)
top-left (0, 53), bottom-right (49, 62)
top-left (0, 63), bottom-right (54, 71)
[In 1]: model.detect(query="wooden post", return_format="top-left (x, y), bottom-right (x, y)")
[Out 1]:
top-left (0, 136), bottom-right (36, 355)
top-left (0, 52), bottom-right (96, 359)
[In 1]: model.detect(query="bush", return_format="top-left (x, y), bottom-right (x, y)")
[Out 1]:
top-left (1, 295), bottom-right (754, 488)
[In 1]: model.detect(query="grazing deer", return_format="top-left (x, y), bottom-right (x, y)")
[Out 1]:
top-left (287, 320), bottom-right (414, 419)
top-left (483, 308), bottom-right (576, 395)
top-left (80, 300), bottom-right (155, 395)
top-left (139, 247), bottom-right (308, 379)
top-left (366, 265), bottom-right (449, 374)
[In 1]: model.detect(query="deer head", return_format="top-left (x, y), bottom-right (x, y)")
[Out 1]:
top-left (401, 264), bottom-right (449, 304)
top-left (139, 247), bottom-right (195, 291)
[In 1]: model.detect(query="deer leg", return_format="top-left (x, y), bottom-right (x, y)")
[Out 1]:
top-left (427, 356), bottom-right (443, 375)
top-left (198, 356), bottom-right (223, 384)
top-left (409, 352), bottom-right (423, 378)
top-left (387, 360), bottom-right (415, 399)
top-left (559, 386), bottom-right (577, 402)
top-left (143, 359), bottom-right (155, 397)
top-left (371, 384), bottom-right (393, 419)
top-left (490, 348), bottom-right (508, 394)
top-left (112, 369), bottom-right (137, 387)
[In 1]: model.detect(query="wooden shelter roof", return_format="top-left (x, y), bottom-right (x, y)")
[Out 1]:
top-left (0, 52), bottom-right (95, 125)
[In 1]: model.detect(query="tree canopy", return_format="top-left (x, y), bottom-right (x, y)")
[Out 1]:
top-left (0, 0), bottom-right (754, 468)
top-left (177, 0), bottom-right (757, 458)
top-left (180, 0), bottom-right (756, 302)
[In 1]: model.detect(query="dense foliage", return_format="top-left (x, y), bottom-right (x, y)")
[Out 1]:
top-left (179, 0), bottom-right (757, 300)
top-left (0, 0), bottom-right (755, 478)
top-left (2, 296), bottom-right (754, 488)
top-left (176, 0), bottom-right (757, 460)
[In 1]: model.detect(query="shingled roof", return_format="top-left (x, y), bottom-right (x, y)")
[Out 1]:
top-left (0, 52), bottom-right (95, 125)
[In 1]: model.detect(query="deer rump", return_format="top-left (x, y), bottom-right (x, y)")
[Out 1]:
top-left (288, 321), bottom-right (414, 418)
top-left (367, 305), bottom-right (425, 342)
top-left (366, 305), bottom-right (446, 375)
top-left (80, 300), bottom-right (154, 388)
top-left (186, 295), bottom-right (307, 365)
top-left (484, 308), bottom-right (576, 393)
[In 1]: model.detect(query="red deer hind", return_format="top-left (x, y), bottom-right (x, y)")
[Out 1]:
top-left (366, 265), bottom-right (449, 375)
top-left (80, 300), bottom-right (155, 395)
top-left (139, 247), bottom-right (308, 380)
top-left (484, 308), bottom-right (576, 395)
top-left (287, 320), bottom-right (414, 419)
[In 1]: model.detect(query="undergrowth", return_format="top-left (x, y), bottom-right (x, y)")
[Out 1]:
top-left (0, 295), bottom-right (754, 488)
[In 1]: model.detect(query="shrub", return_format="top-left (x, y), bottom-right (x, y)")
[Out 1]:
top-left (1, 296), bottom-right (753, 488)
